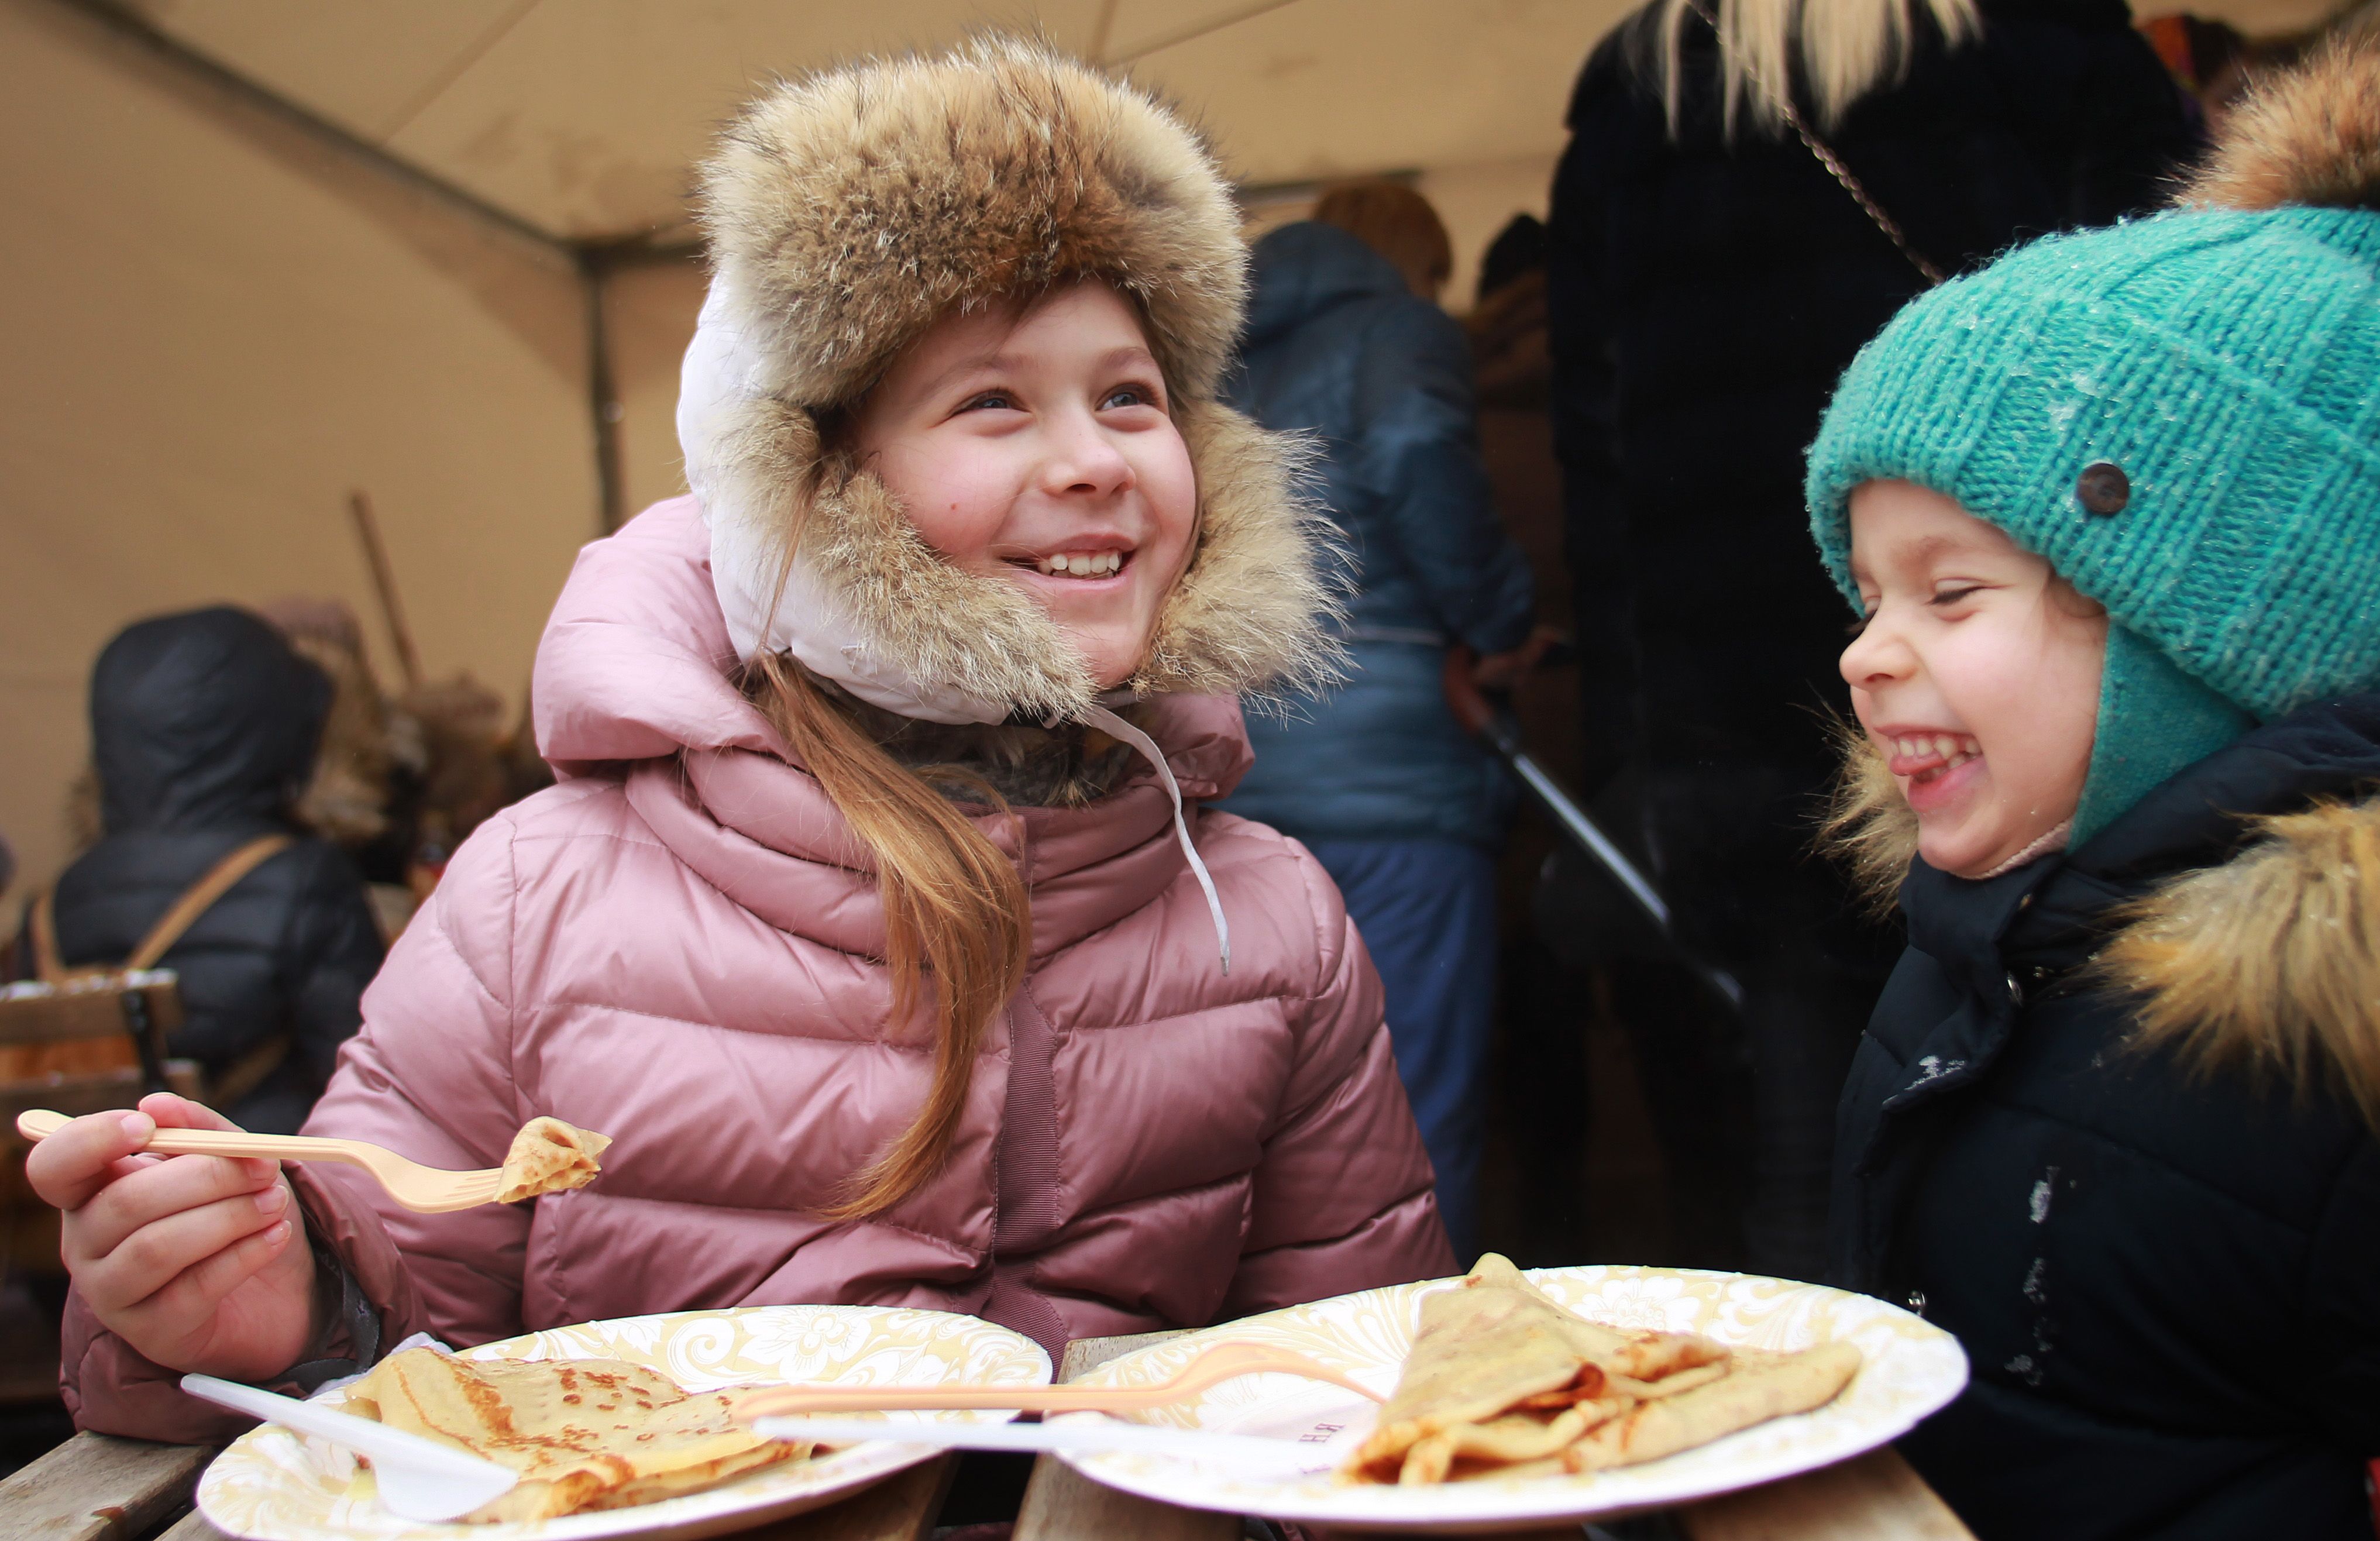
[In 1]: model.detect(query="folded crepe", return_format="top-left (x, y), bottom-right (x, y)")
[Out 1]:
top-left (1344, 1255), bottom-right (1860, 1485)
top-left (343, 1346), bottom-right (807, 1521)
top-left (494, 1117), bottom-right (612, 1204)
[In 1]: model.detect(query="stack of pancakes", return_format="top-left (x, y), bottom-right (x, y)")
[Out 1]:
top-left (1345, 1255), bottom-right (1862, 1485)
top-left (343, 1347), bottom-right (807, 1521)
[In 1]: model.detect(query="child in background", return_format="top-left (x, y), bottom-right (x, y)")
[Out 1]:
top-left (30, 39), bottom-right (1453, 1443)
top-left (1808, 41), bottom-right (2380, 1540)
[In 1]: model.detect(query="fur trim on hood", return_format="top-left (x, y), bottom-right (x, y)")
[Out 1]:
top-left (1818, 734), bottom-right (2380, 1128)
top-left (2177, 33), bottom-right (2380, 214)
top-left (685, 36), bottom-right (1343, 725)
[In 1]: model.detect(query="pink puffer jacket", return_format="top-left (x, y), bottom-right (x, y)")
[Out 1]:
top-left (64, 499), bottom-right (1453, 1440)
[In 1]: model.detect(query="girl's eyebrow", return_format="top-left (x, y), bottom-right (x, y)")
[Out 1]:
top-left (920, 343), bottom-right (1162, 399)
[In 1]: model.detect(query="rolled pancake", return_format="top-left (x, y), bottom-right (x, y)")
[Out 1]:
top-left (1560, 1340), bottom-right (1864, 1473)
top-left (343, 1347), bottom-right (806, 1521)
top-left (1347, 1256), bottom-right (1859, 1486)
top-left (494, 1117), bottom-right (612, 1204)
top-left (1354, 1258), bottom-right (1619, 1473)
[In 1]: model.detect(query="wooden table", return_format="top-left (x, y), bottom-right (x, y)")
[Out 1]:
top-left (0, 1333), bottom-right (1972, 1541)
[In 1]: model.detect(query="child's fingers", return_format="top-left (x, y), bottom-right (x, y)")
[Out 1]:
top-left (139, 1092), bottom-right (252, 1136)
top-left (24, 1109), bottom-right (158, 1212)
top-left (75, 1184), bottom-right (293, 1316)
top-left (67, 1153), bottom-right (284, 1262)
top-left (119, 1219), bottom-right (298, 1345)
top-left (134, 1094), bottom-right (278, 1186)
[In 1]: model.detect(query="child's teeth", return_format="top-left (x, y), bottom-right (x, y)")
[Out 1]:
top-left (1039, 552), bottom-right (1123, 576)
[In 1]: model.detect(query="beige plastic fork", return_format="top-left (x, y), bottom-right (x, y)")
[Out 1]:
top-left (15, 1109), bottom-right (505, 1213)
top-left (734, 1339), bottom-right (1384, 1422)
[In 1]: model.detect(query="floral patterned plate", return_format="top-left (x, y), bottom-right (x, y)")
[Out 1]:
top-left (197, 1305), bottom-right (1050, 1541)
top-left (1055, 1265), bottom-right (1967, 1535)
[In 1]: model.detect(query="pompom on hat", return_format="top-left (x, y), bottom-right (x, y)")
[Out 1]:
top-left (1806, 37), bottom-right (2380, 841)
top-left (679, 35), bottom-right (1341, 728)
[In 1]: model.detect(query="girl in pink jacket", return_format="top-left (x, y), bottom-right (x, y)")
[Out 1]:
top-left (32, 39), bottom-right (1455, 1442)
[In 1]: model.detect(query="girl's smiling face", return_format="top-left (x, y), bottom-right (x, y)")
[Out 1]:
top-left (1841, 480), bottom-right (2107, 878)
top-left (850, 280), bottom-right (1199, 690)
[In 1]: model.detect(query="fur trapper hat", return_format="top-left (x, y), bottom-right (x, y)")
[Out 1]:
top-left (680, 36), bottom-right (1341, 727)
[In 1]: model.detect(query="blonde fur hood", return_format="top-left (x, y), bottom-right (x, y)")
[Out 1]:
top-left (683, 37), bottom-right (1342, 725)
top-left (1822, 732), bottom-right (2380, 1127)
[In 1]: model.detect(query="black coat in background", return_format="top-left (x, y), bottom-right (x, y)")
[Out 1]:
top-left (42, 608), bottom-right (383, 1134)
top-left (1835, 698), bottom-right (2380, 1539)
top-left (1541, 0), bottom-right (2199, 1276)
top-left (1546, 0), bottom-right (2198, 921)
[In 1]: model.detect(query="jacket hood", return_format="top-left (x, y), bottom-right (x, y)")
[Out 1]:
top-left (1239, 222), bottom-right (1412, 353)
top-left (682, 37), bottom-right (1342, 727)
top-left (88, 607), bottom-right (329, 836)
top-left (1827, 693), bottom-right (2380, 1126)
top-left (532, 497), bottom-right (1254, 802)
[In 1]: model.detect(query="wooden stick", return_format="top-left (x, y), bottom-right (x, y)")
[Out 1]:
top-left (349, 489), bottom-right (422, 689)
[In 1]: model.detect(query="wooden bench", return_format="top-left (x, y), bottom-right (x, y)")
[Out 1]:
top-left (0, 1331), bottom-right (1973, 1541)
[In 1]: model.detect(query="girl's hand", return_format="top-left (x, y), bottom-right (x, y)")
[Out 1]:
top-left (26, 1093), bottom-right (318, 1382)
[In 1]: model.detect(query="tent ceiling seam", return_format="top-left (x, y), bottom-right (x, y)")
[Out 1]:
top-left (374, 0), bottom-right (545, 145)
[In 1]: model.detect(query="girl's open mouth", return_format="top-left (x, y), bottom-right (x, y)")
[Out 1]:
top-left (1886, 731), bottom-right (1983, 808)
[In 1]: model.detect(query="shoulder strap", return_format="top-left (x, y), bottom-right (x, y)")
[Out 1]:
top-left (126, 834), bottom-right (296, 971)
top-left (1682, 0), bottom-right (1946, 287)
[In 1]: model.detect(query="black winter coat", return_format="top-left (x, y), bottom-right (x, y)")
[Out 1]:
top-left (1545, 0), bottom-right (2196, 844)
top-left (40, 608), bottom-right (383, 1134)
top-left (1834, 697), bottom-right (2380, 1540)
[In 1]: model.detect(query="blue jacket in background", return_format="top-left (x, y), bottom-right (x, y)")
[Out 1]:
top-left (1217, 221), bottom-right (1535, 848)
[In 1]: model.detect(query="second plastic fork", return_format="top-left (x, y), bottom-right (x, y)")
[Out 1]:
top-left (735, 1339), bottom-right (1382, 1421)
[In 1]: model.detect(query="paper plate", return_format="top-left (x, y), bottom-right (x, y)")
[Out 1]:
top-left (1054, 1265), bottom-right (1967, 1535)
top-left (197, 1304), bottom-right (1050, 1541)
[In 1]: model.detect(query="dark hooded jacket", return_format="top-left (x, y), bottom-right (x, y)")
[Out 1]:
top-left (1218, 221), bottom-right (1535, 848)
top-left (39, 608), bottom-right (383, 1134)
top-left (1833, 696), bottom-right (2380, 1540)
top-left (1545, 0), bottom-right (2198, 865)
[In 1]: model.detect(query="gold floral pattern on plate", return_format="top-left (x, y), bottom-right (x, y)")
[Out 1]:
top-left (197, 1305), bottom-right (1050, 1541)
top-left (1054, 1265), bottom-right (1967, 1535)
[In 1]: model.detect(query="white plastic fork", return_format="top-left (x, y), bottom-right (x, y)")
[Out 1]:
top-left (180, 1374), bottom-right (518, 1522)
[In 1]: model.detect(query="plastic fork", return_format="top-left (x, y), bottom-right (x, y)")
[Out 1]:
top-left (180, 1374), bottom-right (518, 1521)
top-left (16, 1109), bottom-right (505, 1213)
top-left (735, 1339), bottom-right (1384, 1421)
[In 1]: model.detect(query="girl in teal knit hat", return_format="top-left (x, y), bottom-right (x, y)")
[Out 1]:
top-left (1807, 37), bottom-right (2380, 1541)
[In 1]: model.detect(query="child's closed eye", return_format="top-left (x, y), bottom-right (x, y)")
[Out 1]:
top-left (1928, 585), bottom-right (1984, 608)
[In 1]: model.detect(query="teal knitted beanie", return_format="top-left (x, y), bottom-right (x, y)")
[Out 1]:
top-left (1805, 44), bottom-right (2380, 839)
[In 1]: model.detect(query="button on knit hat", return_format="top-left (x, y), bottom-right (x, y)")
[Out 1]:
top-left (1806, 38), bottom-right (2380, 841)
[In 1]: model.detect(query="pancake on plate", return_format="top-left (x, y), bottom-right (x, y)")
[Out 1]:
top-left (342, 1346), bottom-right (809, 1521)
top-left (1344, 1255), bottom-right (1861, 1485)
top-left (494, 1117), bottom-right (611, 1204)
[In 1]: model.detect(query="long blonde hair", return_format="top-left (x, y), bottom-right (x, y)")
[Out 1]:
top-left (747, 652), bottom-right (1032, 1219)
top-left (1650, 0), bottom-right (1982, 137)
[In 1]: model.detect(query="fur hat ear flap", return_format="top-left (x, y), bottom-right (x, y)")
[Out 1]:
top-left (2179, 33), bottom-right (2380, 213)
top-left (1131, 400), bottom-right (1349, 707)
top-left (801, 467), bottom-right (1095, 722)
